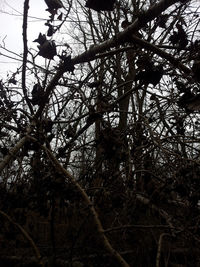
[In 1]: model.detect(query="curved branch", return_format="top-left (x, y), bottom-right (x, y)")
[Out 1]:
top-left (136, 194), bottom-right (176, 236)
top-left (131, 35), bottom-right (191, 74)
top-left (28, 136), bottom-right (130, 267)
top-left (34, 0), bottom-right (184, 119)
top-left (72, 0), bottom-right (183, 64)
top-left (0, 136), bottom-right (28, 174)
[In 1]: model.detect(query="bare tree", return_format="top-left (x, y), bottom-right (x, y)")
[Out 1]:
top-left (0, 0), bottom-right (200, 266)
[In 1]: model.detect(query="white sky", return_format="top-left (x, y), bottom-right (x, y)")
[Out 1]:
top-left (0, 0), bottom-right (50, 78)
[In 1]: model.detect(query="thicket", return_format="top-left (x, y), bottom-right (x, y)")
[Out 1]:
top-left (0, 0), bottom-right (200, 266)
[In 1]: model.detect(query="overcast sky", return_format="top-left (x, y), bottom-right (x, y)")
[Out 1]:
top-left (0, 0), bottom-right (50, 78)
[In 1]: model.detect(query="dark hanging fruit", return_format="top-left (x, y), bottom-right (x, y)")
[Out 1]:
top-left (38, 40), bottom-right (57, 59)
top-left (192, 60), bottom-right (200, 82)
top-left (175, 80), bottom-right (188, 93)
top-left (57, 147), bottom-right (66, 158)
top-left (58, 55), bottom-right (75, 73)
top-left (169, 24), bottom-right (188, 50)
top-left (156, 14), bottom-right (169, 28)
top-left (121, 20), bottom-right (142, 41)
top-left (178, 91), bottom-right (200, 111)
top-left (136, 55), bottom-right (154, 69)
top-left (34, 33), bottom-right (46, 45)
top-left (85, 0), bottom-right (116, 11)
top-left (0, 146), bottom-right (9, 156)
top-left (34, 33), bottom-right (57, 59)
top-left (8, 78), bottom-right (17, 85)
top-left (88, 81), bottom-right (101, 88)
top-left (176, 117), bottom-right (185, 135)
top-left (135, 65), bottom-right (164, 86)
top-left (47, 24), bottom-right (54, 36)
top-left (31, 84), bottom-right (44, 106)
top-left (43, 119), bottom-right (54, 133)
top-left (44, 0), bottom-right (64, 12)
top-left (86, 105), bottom-right (102, 125)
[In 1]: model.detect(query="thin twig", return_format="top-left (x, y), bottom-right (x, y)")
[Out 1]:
top-left (104, 224), bottom-right (176, 233)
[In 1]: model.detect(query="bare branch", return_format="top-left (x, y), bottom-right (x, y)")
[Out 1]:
top-left (22, 0), bottom-right (34, 114)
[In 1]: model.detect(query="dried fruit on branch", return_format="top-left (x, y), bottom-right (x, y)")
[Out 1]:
top-left (85, 0), bottom-right (116, 11)
top-left (34, 33), bottom-right (57, 59)
top-left (135, 65), bottom-right (163, 86)
top-left (44, 0), bottom-right (64, 13)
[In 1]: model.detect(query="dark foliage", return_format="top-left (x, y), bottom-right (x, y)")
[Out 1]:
top-left (88, 81), bottom-right (101, 88)
top-left (44, 0), bottom-right (64, 12)
top-left (87, 110), bottom-right (103, 124)
top-left (33, 33), bottom-right (46, 45)
top-left (178, 91), bottom-right (200, 111)
top-left (8, 78), bottom-right (17, 85)
top-left (169, 23), bottom-right (188, 50)
top-left (135, 65), bottom-right (164, 86)
top-left (58, 55), bottom-right (75, 73)
top-left (34, 33), bottom-right (57, 59)
top-left (85, 0), bottom-right (116, 11)
top-left (47, 24), bottom-right (55, 36)
top-left (31, 84), bottom-right (44, 106)
top-left (43, 119), bottom-right (54, 133)
top-left (156, 14), bottom-right (169, 28)
top-left (38, 41), bottom-right (57, 59)
top-left (192, 60), bottom-right (200, 82)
